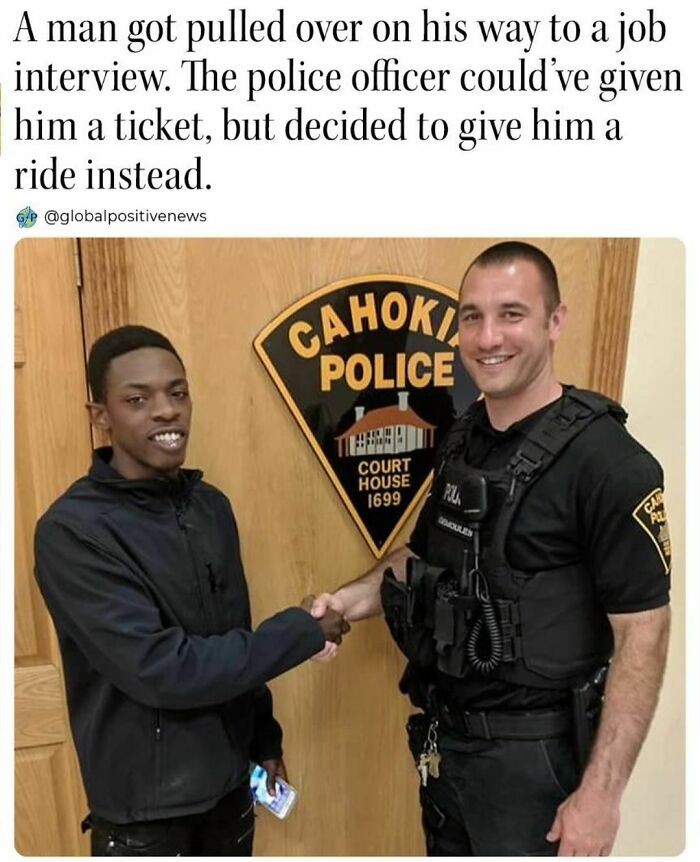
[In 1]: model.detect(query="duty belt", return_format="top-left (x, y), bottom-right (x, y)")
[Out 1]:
top-left (433, 701), bottom-right (571, 741)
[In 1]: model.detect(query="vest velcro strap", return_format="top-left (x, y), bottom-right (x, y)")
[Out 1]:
top-left (434, 703), bottom-right (571, 740)
top-left (554, 403), bottom-right (588, 427)
top-left (496, 600), bottom-right (522, 662)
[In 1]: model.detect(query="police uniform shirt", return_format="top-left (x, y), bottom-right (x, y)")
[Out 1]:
top-left (409, 391), bottom-right (671, 711)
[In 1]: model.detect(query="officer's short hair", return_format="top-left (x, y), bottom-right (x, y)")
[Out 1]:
top-left (88, 325), bottom-right (184, 403)
top-left (463, 241), bottom-right (561, 314)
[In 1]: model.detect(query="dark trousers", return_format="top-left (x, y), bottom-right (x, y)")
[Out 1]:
top-left (408, 718), bottom-right (581, 856)
top-left (86, 781), bottom-right (255, 856)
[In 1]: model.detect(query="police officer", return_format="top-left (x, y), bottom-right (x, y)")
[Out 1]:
top-left (311, 242), bottom-right (671, 856)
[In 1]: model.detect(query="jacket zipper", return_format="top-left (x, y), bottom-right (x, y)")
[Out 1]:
top-left (174, 501), bottom-right (215, 629)
top-left (206, 562), bottom-right (217, 594)
top-left (154, 708), bottom-right (162, 809)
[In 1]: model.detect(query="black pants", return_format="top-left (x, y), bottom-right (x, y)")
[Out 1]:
top-left (86, 781), bottom-right (255, 856)
top-left (408, 716), bottom-right (581, 856)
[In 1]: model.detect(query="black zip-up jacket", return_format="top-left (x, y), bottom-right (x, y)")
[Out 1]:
top-left (34, 448), bottom-right (325, 824)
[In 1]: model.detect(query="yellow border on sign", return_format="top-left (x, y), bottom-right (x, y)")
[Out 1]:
top-left (632, 487), bottom-right (671, 575)
top-left (253, 274), bottom-right (459, 559)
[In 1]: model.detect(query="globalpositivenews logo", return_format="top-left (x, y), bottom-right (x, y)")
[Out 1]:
top-left (16, 206), bottom-right (38, 228)
top-left (254, 275), bottom-right (478, 558)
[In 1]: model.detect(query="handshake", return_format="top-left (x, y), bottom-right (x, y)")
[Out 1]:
top-left (301, 593), bottom-right (349, 647)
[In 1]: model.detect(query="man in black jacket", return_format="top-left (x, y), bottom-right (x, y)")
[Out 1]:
top-left (34, 325), bottom-right (348, 856)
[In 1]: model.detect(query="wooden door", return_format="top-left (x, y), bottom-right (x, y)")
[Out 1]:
top-left (16, 238), bottom-right (638, 855)
top-left (14, 239), bottom-right (91, 855)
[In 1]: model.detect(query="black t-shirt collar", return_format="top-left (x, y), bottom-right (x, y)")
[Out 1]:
top-left (474, 391), bottom-right (566, 441)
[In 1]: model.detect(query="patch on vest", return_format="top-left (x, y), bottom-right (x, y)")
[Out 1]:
top-left (632, 488), bottom-right (671, 574)
top-left (442, 482), bottom-right (462, 508)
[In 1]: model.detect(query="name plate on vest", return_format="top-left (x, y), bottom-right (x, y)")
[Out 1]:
top-left (254, 275), bottom-right (478, 557)
top-left (435, 514), bottom-right (474, 540)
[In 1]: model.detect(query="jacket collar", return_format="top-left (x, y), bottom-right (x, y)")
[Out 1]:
top-left (89, 447), bottom-right (203, 497)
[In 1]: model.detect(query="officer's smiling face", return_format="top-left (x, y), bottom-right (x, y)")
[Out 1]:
top-left (458, 259), bottom-right (566, 401)
top-left (87, 347), bottom-right (192, 480)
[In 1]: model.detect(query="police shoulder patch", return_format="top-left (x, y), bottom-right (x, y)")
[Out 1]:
top-left (632, 487), bottom-right (671, 574)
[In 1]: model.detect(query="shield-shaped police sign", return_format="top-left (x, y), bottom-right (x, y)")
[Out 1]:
top-left (254, 275), bottom-right (478, 558)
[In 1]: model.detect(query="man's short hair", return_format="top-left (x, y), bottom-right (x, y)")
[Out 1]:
top-left (88, 325), bottom-right (184, 403)
top-left (464, 241), bottom-right (561, 314)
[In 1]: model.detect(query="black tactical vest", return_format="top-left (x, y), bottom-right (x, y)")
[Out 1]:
top-left (381, 388), bottom-right (625, 692)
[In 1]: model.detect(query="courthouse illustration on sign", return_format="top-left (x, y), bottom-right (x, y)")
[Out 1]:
top-left (336, 395), bottom-right (436, 458)
top-left (254, 275), bottom-right (478, 557)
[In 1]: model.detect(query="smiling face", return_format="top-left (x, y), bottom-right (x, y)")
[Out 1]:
top-left (87, 347), bottom-right (192, 480)
top-left (458, 259), bottom-right (566, 402)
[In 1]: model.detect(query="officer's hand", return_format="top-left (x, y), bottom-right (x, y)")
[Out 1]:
top-left (261, 757), bottom-right (287, 797)
top-left (310, 591), bottom-right (347, 619)
top-left (546, 785), bottom-right (621, 856)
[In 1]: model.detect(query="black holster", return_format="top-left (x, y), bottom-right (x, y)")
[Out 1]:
top-left (381, 566), bottom-right (436, 668)
top-left (571, 665), bottom-right (608, 769)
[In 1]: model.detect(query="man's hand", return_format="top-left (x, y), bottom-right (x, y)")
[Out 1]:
top-left (310, 641), bottom-right (339, 662)
top-left (546, 785), bottom-right (621, 856)
top-left (261, 757), bottom-right (287, 797)
top-left (300, 595), bottom-right (350, 644)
